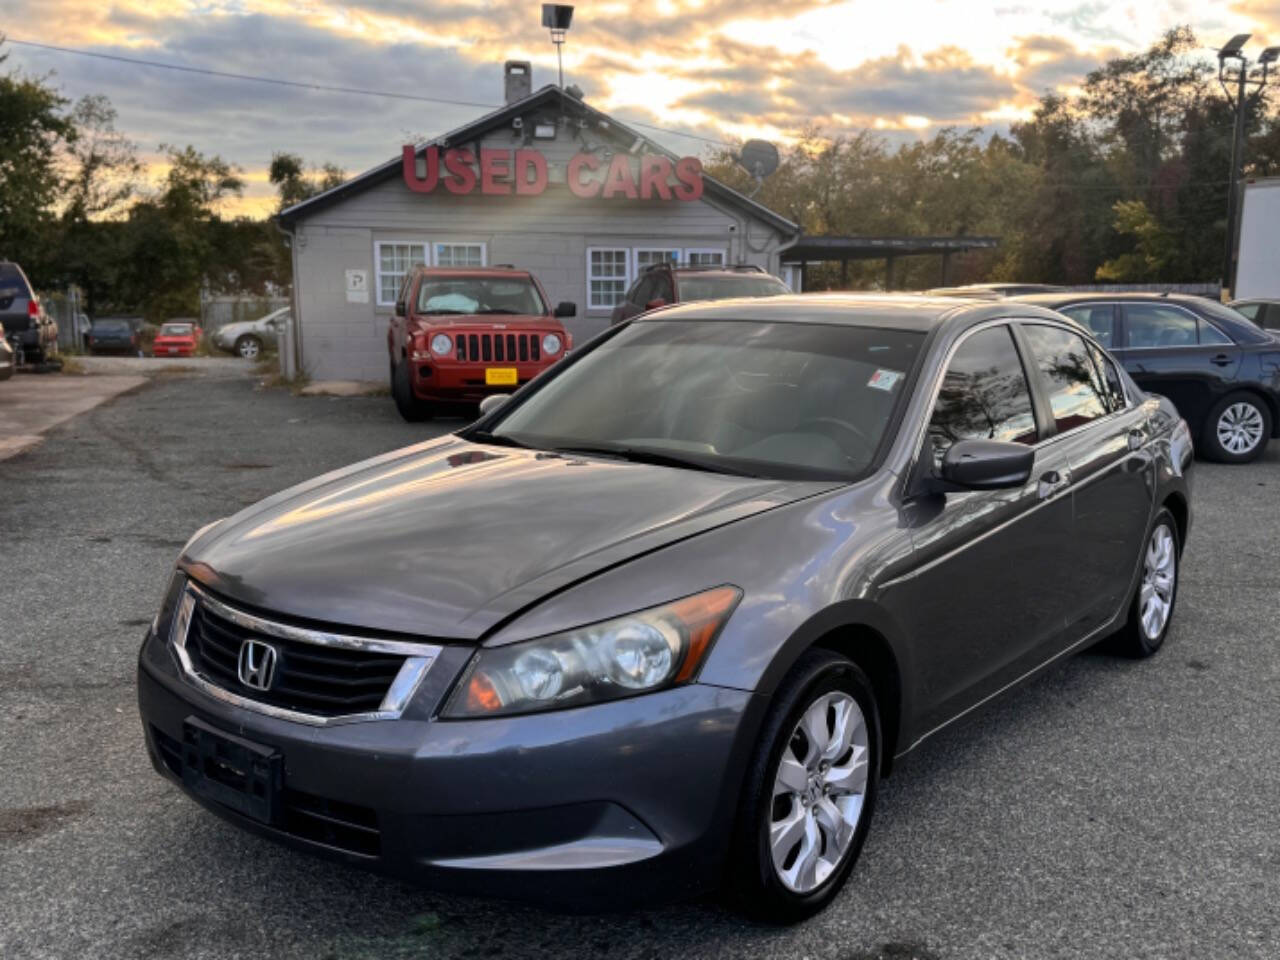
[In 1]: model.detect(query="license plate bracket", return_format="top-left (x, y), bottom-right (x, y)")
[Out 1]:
top-left (181, 717), bottom-right (282, 825)
top-left (484, 367), bottom-right (518, 386)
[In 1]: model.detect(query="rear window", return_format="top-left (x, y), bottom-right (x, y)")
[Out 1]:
top-left (94, 320), bottom-right (131, 333)
top-left (0, 263), bottom-right (30, 298)
top-left (1196, 300), bottom-right (1272, 344)
top-left (677, 275), bottom-right (791, 301)
top-left (160, 323), bottom-right (194, 336)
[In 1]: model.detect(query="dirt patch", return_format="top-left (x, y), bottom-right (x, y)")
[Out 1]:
top-left (0, 800), bottom-right (91, 846)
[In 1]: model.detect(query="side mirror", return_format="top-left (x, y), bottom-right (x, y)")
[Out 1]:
top-left (395, 301), bottom-right (407, 317)
top-left (645, 298), bottom-right (667, 310)
top-left (478, 394), bottom-right (510, 417)
top-left (554, 301), bottom-right (576, 318)
top-left (940, 439), bottom-right (1034, 491)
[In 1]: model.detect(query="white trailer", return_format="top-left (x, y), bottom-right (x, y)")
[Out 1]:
top-left (1235, 178), bottom-right (1280, 299)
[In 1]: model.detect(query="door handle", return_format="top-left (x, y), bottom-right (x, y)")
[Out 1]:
top-left (1210, 354), bottom-right (1232, 366)
top-left (1037, 469), bottom-right (1071, 500)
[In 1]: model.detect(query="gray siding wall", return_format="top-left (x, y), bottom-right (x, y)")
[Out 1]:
top-left (290, 133), bottom-right (792, 382)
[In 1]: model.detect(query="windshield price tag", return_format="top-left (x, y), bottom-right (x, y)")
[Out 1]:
top-left (868, 369), bottom-right (902, 392)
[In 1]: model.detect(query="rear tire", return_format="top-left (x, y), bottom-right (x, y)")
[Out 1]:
top-left (235, 335), bottom-right (263, 360)
top-left (392, 357), bottom-right (433, 422)
top-left (1109, 507), bottom-right (1180, 658)
top-left (1201, 392), bottom-right (1270, 463)
top-left (729, 649), bottom-right (880, 923)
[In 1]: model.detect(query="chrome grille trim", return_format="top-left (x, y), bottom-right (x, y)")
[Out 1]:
top-left (169, 581), bottom-right (442, 727)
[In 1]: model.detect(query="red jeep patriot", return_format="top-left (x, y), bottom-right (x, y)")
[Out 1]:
top-left (388, 266), bottom-right (574, 421)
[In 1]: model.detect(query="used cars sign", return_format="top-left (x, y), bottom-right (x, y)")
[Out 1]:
top-left (401, 144), bottom-right (704, 200)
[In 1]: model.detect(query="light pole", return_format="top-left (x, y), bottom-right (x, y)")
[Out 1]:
top-left (542, 4), bottom-right (574, 88)
top-left (1218, 35), bottom-right (1277, 297)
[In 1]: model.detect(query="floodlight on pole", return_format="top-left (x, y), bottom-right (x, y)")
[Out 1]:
top-left (542, 4), bottom-right (574, 88)
top-left (1216, 34), bottom-right (1273, 296)
top-left (1219, 33), bottom-right (1251, 59)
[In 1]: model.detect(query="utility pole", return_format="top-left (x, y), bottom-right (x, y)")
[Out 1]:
top-left (1217, 36), bottom-right (1278, 298)
top-left (542, 5), bottom-right (574, 88)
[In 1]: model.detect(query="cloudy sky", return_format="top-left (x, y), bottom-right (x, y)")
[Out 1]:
top-left (4, 0), bottom-right (1276, 216)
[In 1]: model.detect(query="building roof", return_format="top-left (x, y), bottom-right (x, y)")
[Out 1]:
top-left (781, 235), bottom-right (1000, 262)
top-left (277, 85), bottom-right (800, 235)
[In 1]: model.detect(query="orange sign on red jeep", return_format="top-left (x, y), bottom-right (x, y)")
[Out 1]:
top-left (387, 266), bottom-right (574, 422)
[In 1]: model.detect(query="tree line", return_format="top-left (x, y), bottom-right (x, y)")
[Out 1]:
top-left (706, 27), bottom-right (1277, 291)
top-left (1, 27), bottom-right (1275, 319)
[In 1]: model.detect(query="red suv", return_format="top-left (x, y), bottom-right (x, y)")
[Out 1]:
top-left (388, 266), bottom-right (574, 421)
top-left (608, 263), bottom-right (790, 325)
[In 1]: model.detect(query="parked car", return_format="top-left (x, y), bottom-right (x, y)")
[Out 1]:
top-left (151, 321), bottom-right (199, 357)
top-left (1013, 292), bottom-right (1280, 462)
top-left (212, 307), bottom-right (288, 359)
top-left (0, 322), bottom-right (13, 381)
top-left (609, 263), bottom-right (790, 324)
top-left (387, 265), bottom-right (575, 421)
top-left (89, 317), bottom-right (141, 355)
top-left (0, 260), bottom-right (58, 365)
top-left (138, 294), bottom-right (1192, 921)
top-left (925, 282), bottom-right (1065, 298)
top-left (1228, 298), bottom-right (1280, 332)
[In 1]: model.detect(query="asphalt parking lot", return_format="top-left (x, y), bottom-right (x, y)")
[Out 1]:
top-left (2, 368), bottom-right (1278, 960)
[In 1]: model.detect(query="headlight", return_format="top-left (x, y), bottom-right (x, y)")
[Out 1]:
top-left (430, 333), bottom-right (452, 355)
top-left (150, 569), bottom-right (188, 640)
top-left (541, 333), bottom-right (562, 355)
top-left (443, 585), bottom-right (741, 718)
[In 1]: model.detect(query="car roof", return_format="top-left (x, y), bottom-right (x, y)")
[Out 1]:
top-left (1012, 291), bottom-right (1216, 306)
top-left (414, 266), bottom-right (532, 278)
top-left (636, 292), bottom-right (1069, 333)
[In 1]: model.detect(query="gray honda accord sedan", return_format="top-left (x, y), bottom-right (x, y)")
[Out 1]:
top-left (137, 294), bottom-right (1193, 921)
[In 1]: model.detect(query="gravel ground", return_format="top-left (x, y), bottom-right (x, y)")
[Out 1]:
top-left (1, 370), bottom-right (1277, 960)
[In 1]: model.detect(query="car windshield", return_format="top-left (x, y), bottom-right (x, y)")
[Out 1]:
top-left (417, 277), bottom-right (545, 315)
top-left (677, 275), bottom-right (791, 301)
top-left (486, 319), bottom-right (924, 480)
top-left (160, 323), bottom-right (193, 336)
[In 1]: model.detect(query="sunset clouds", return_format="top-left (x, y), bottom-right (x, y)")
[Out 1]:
top-left (4, 0), bottom-right (1273, 216)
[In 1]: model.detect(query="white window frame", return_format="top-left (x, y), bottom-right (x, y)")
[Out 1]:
top-left (374, 240), bottom-right (429, 307)
top-left (434, 241), bottom-right (487, 269)
top-left (684, 247), bottom-right (727, 266)
top-left (587, 247), bottom-right (632, 312)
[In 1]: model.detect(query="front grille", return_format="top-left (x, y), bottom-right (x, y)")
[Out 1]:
top-left (150, 725), bottom-right (381, 857)
top-left (186, 600), bottom-right (406, 718)
top-left (455, 332), bottom-right (540, 363)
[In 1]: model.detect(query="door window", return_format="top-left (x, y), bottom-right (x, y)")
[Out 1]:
top-left (1059, 304), bottom-right (1116, 347)
top-left (1123, 304), bottom-right (1199, 348)
top-left (1199, 320), bottom-right (1232, 345)
top-left (652, 273), bottom-right (675, 303)
top-left (1021, 325), bottom-right (1108, 434)
top-left (926, 326), bottom-right (1038, 463)
top-left (1233, 302), bottom-right (1262, 322)
top-left (1087, 343), bottom-right (1127, 412)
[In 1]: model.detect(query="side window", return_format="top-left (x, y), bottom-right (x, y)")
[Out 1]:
top-left (1059, 304), bottom-right (1115, 348)
top-left (1021, 325), bottom-right (1108, 433)
top-left (632, 276), bottom-right (655, 306)
top-left (1198, 320), bottom-right (1232, 345)
top-left (1233, 302), bottom-right (1261, 322)
top-left (1122, 304), bottom-right (1198, 348)
top-left (1264, 305), bottom-right (1280, 330)
top-left (927, 326), bottom-right (1038, 463)
top-left (1087, 343), bottom-right (1127, 412)
top-left (653, 273), bottom-right (674, 303)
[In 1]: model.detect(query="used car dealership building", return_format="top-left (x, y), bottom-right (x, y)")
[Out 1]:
top-left (276, 64), bottom-right (803, 382)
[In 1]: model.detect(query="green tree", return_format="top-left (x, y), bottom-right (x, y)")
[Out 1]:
top-left (268, 152), bottom-right (344, 211)
top-left (1095, 200), bottom-right (1178, 281)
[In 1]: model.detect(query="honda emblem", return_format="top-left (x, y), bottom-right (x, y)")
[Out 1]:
top-left (237, 640), bottom-right (278, 691)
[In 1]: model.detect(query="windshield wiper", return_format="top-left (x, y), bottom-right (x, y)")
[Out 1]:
top-left (469, 430), bottom-right (533, 449)
top-left (548, 443), bottom-right (756, 477)
top-left (420, 309), bottom-right (464, 315)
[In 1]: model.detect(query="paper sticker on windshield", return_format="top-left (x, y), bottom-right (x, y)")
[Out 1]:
top-left (868, 368), bottom-right (903, 392)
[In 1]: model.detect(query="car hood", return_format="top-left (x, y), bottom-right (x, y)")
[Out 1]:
top-left (182, 436), bottom-right (827, 639)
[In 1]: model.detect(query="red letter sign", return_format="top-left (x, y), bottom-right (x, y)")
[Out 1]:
top-left (479, 149), bottom-right (512, 195)
top-left (673, 157), bottom-right (703, 201)
top-left (514, 150), bottom-right (547, 195)
top-left (638, 155), bottom-right (674, 200)
top-left (443, 149), bottom-right (476, 195)
top-left (601, 154), bottom-right (639, 199)
top-left (402, 145), bottom-right (439, 193)
top-left (568, 153), bottom-right (602, 198)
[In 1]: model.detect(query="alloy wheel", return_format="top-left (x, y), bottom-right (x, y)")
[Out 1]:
top-left (1139, 524), bottom-right (1176, 641)
top-left (769, 691), bottom-right (869, 893)
top-left (1217, 402), bottom-right (1264, 455)
top-left (238, 338), bottom-right (261, 360)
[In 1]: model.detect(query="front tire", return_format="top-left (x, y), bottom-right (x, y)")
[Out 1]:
top-left (391, 356), bottom-right (433, 422)
top-left (730, 649), bottom-right (880, 923)
top-left (1201, 392), bottom-right (1270, 463)
top-left (235, 335), bottom-right (263, 360)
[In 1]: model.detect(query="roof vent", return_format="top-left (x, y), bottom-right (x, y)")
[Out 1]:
top-left (504, 61), bottom-right (532, 104)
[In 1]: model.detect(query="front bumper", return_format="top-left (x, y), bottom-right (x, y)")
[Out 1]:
top-left (136, 628), bottom-right (761, 908)
top-left (410, 360), bottom-right (559, 402)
